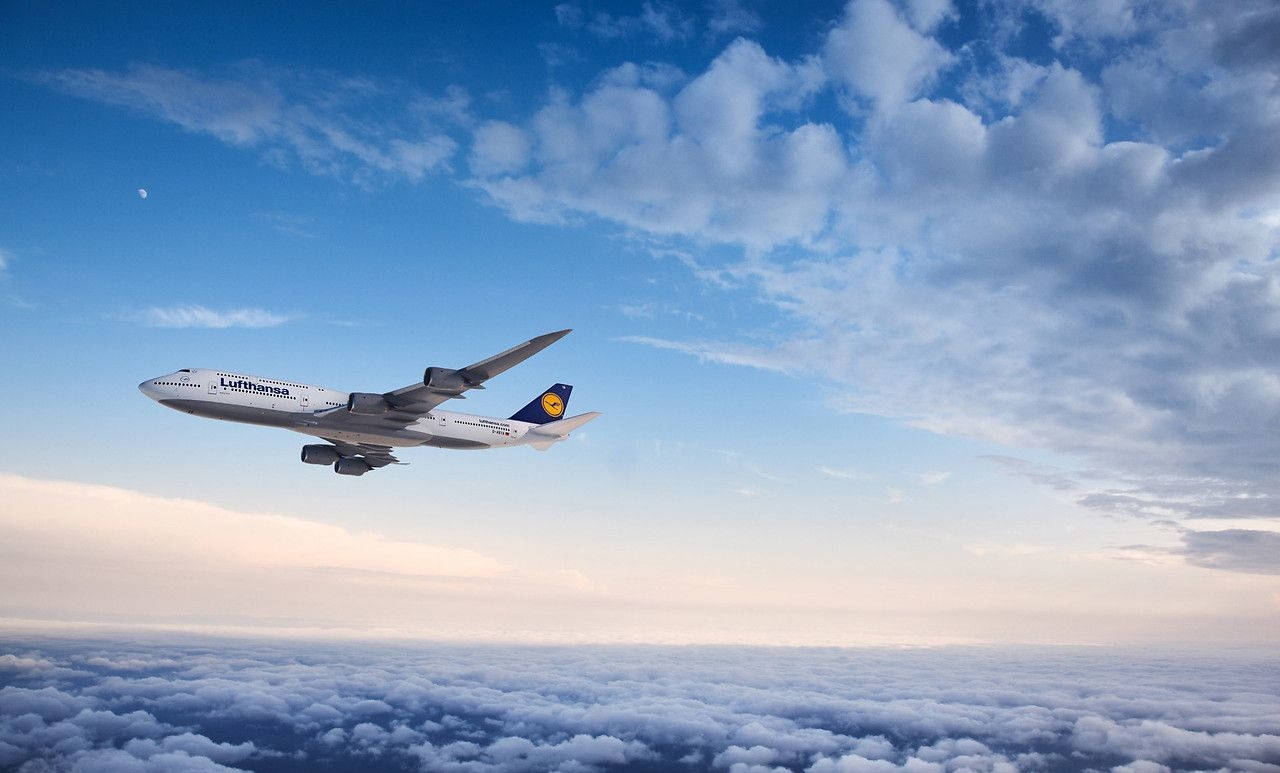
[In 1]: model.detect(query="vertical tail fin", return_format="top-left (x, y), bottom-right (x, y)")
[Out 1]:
top-left (509, 383), bottom-right (572, 424)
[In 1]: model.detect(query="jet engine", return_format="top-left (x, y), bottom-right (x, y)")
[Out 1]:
top-left (334, 457), bottom-right (372, 476)
top-left (300, 444), bottom-right (340, 465)
top-left (347, 392), bottom-right (389, 414)
top-left (424, 366), bottom-right (468, 394)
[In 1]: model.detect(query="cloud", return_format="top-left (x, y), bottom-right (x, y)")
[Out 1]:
top-left (915, 471), bottom-right (949, 486)
top-left (479, 1), bottom-right (1280, 556)
top-left (38, 63), bottom-right (462, 184)
top-left (134, 304), bottom-right (293, 328)
top-left (1175, 529), bottom-right (1280, 575)
top-left (1, 636), bottom-right (1277, 772)
top-left (823, 0), bottom-right (954, 107)
top-left (818, 466), bottom-right (869, 480)
top-left (707, 0), bottom-right (764, 37)
top-left (556, 1), bottom-right (695, 42)
top-left (472, 38), bottom-right (833, 252)
top-left (0, 474), bottom-right (508, 583)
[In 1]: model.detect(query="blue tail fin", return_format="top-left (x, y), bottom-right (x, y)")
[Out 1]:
top-left (509, 384), bottom-right (572, 424)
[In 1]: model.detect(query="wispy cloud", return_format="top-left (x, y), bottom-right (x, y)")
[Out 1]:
top-left (37, 63), bottom-right (463, 185)
top-left (555, 1), bottom-right (694, 42)
top-left (253, 211), bottom-right (319, 238)
top-left (620, 335), bottom-right (797, 372)
top-left (916, 470), bottom-right (951, 486)
top-left (134, 304), bottom-right (294, 329)
top-left (819, 465), bottom-right (869, 480)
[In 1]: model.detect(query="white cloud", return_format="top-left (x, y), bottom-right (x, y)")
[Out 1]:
top-left (581, 2), bottom-right (694, 42)
top-left (823, 0), bottom-right (955, 107)
top-left (819, 466), bottom-right (869, 480)
top-left (707, 0), bottom-right (764, 37)
top-left (39, 63), bottom-right (461, 184)
top-left (135, 304), bottom-right (293, 328)
top-left (473, 38), bottom-right (836, 252)
top-left (915, 471), bottom-right (950, 486)
top-left (464, 3), bottom-right (1280, 549)
top-left (470, 120), bottom-right (531, 176)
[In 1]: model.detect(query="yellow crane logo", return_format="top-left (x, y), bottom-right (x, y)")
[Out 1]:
top-left (541, 392), bottom-right (564, 418)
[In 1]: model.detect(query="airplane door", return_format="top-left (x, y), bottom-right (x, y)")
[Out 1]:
top-left (298, 394), bottom-right (310, 412)
top-left (208, 379), bottom-right (217, 395)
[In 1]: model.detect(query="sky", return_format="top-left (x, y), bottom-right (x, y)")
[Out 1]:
top-left (1, 0), bottom-right (1280, 647)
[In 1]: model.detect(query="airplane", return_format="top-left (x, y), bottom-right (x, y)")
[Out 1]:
top-left (137, 329), bottom-right (599, 476)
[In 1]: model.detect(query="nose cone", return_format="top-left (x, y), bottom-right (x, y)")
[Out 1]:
top-left (138, 379), bottom-right (161, 400)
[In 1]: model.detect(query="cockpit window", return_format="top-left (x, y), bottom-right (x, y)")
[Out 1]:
top-left (179, 369), bottom-right (191, 372)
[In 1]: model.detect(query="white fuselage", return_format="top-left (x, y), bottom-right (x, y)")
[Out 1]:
top-left (138, 368), bottom-right (542, 450)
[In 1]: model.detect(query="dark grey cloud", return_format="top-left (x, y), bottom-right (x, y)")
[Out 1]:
top-left (1, 635), bottom-right (1277, 772)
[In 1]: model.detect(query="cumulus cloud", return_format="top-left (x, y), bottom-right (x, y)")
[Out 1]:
top-left (0, 636), bottom-right (1276, 772)
top-left (134, 304), bottom-right (293, 328)
top-left (472, 39), bottom-right (833, 252)
top-left (38, 63), bottom-right (462, 184)
top-left (823, 0), bottom-right (954, 107)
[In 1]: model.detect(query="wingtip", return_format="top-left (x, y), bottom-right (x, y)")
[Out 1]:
top-left (536, 328), bottom-right (573, 343)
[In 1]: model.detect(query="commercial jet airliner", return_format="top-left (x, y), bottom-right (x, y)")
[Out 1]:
top-left (138, 329), bottom-right (598, 476)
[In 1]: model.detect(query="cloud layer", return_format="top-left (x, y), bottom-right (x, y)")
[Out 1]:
top-left (1, 635), bottom-right (1276, 772)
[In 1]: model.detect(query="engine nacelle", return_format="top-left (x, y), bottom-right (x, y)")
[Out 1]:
top-left (334, 457), bottom-right (371, 476)
top-left (347, 392), bottom-right (389, 415)
top-left (423, 366), bottom-right (467, 393)
top-left (300, 444), bottom-right (340, 465)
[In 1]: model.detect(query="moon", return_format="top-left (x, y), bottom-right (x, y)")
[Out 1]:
top-left (137, 188), bottom-right (148, 199)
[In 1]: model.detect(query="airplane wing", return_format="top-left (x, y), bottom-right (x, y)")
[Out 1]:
top-left (308, 329), bottom-right (573, 437)
top-left (382, 328), bottom-right (572, 411)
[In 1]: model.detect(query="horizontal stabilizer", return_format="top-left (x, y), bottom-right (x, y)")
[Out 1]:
top-left (528, 411), bottom-right (601, 438)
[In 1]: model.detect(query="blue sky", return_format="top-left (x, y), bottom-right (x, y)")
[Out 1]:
top-left (2, 0), bottom-right (1279, 645)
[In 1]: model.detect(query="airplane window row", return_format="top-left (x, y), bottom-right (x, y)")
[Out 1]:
top-left (455, 420), bottom-right (512, 433)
